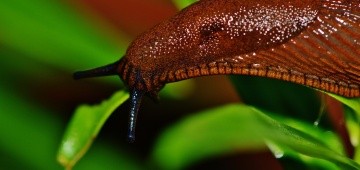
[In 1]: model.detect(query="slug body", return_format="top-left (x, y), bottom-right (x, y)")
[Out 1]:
top-left (75, 0), bottom-right (360, 141)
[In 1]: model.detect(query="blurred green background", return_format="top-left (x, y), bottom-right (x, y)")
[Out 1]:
top-left (0, 0), bottom-right (358, 170)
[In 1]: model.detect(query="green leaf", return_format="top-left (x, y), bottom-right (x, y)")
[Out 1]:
top-left (0, 75), bottom-right (139, 170)
top-left (57, 90), bottom-right (129, 169)
top-left (267, 142), bottom-right (339, 170)
top-left (172, 0), bottom-right (197, 9)
top-left (270, 113), bottom-right (344, 155)
top-left (326, 94), bottom-right (360, 115)
top-left (229, 77), bottom-right (340, 169)
top-left (160, 79), bottom-right (196, 100)
top-left (152, 104), bottom-right (359, 169)
top-left (257, 110), bottom-right (358, 169)
top-left (325, 93), bottom-right (360, 163)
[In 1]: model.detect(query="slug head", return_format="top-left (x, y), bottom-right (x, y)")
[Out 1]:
top-left (73, 58), bottom-right (159, 142)
top-left (117, 57), bottom-right (165, 142)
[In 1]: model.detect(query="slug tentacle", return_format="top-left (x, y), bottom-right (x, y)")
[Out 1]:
top-left (127, 88), bottom-right (144, 143)
top-left (73, 60), bottom-right (121, 80)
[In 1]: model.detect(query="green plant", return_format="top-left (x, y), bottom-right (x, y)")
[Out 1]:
top-left (1, 0), bottom-right (359, 170)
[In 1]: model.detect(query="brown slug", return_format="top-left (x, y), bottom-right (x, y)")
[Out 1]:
top-left (74, 0), bottom-right (360, 142)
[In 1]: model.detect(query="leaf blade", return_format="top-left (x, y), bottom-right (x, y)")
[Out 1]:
top-left (152, 104), bottom-right (359, 169)
top-left (57, 90), bottom-right (129, 169)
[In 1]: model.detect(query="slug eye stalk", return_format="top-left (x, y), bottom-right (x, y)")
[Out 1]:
top-left (73, 61), bottom-right (120, 80)
top-left (73, 60), bottom-right (146, 142)
top-left (127, 89), bottom-right (144, 143)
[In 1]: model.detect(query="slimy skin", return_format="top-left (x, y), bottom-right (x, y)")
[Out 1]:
top-left (74, 0), bottom-right (360, 141)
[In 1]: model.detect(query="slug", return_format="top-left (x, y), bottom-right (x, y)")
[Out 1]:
top-left (74, 0), bottom-right (360, 142)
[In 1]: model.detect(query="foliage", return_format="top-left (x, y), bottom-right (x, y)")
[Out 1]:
top-left (1, 0), bottom-right (360, 170)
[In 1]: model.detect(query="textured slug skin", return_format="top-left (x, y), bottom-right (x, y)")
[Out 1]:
top-left (74, 0), bottom-right (360, 141)
top-left (118, 0), bottom-right (360, 98)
